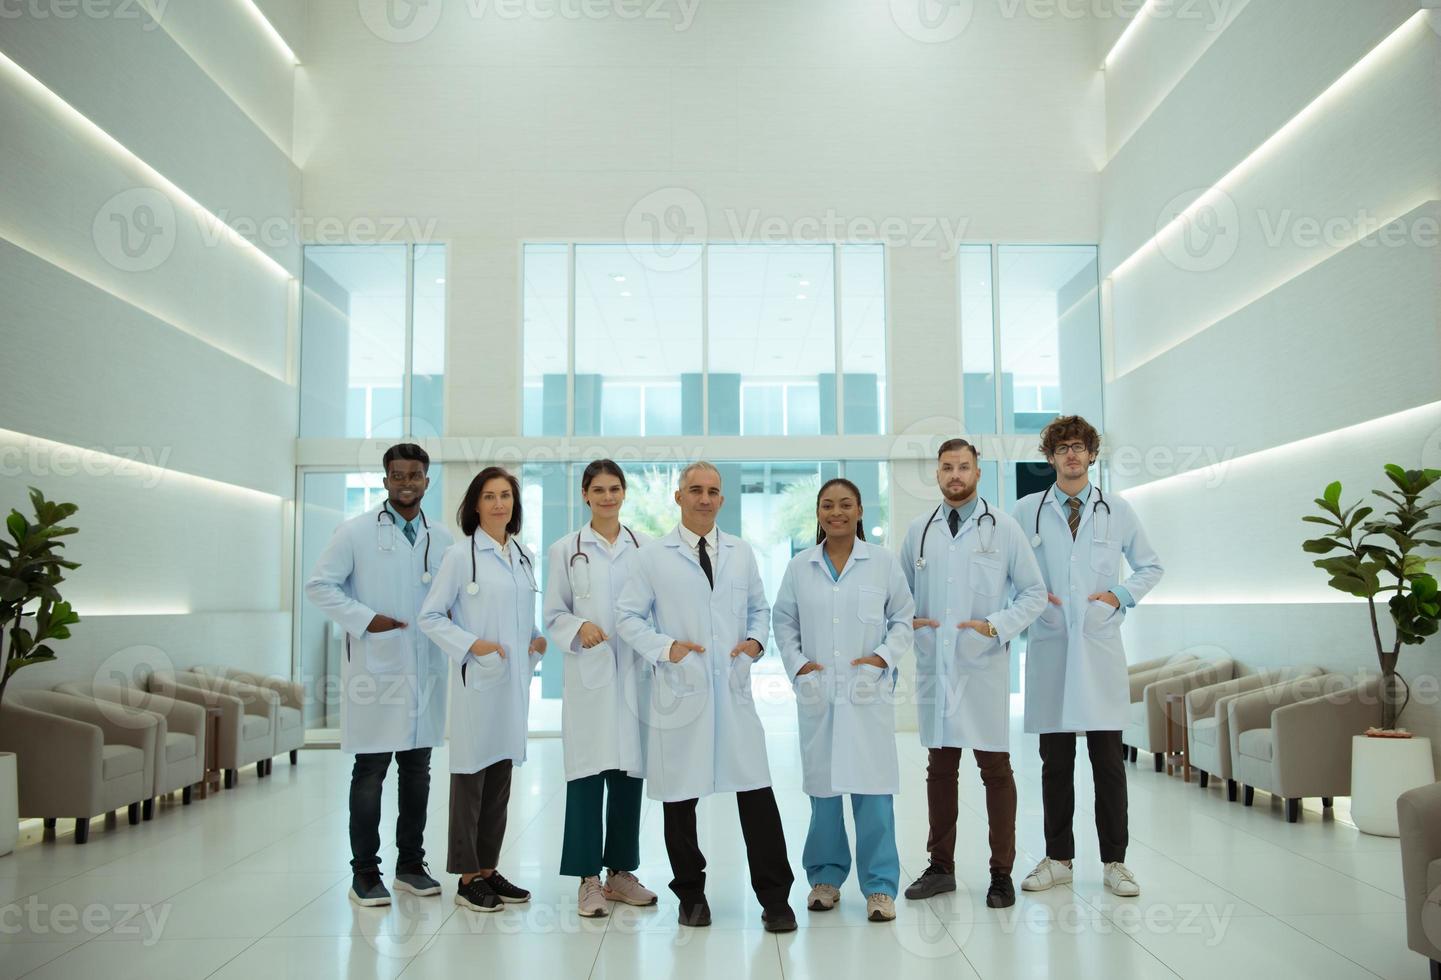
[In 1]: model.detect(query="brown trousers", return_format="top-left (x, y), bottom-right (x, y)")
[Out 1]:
top-left (925, 747), bottom-right (1017, 875)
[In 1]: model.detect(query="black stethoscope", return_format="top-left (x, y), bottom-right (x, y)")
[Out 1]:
top-left (1032, 485), bottom-right (1111, 548)
top-left (378, 507), bottom-right (433, 584)
top-left (467, 533), bottom-right (537, 596)
top-left (915, 497), bottom-right (997, 570)
top-left (569, 524), bottom-right (640, 601)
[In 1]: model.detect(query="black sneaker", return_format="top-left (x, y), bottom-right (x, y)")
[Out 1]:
top-left (762, 905), bottom-right (797, 933)
top-left (484, 870), bottom-right (530, 904)
top-left (348, 870), bottom-right (391, 907)
top-left (454, 875), bottom-right (501, 913)
top-left (986, 871), bottom-right (1015, 909)
top-left (677, 899), bottom-right (711, 927)
top-left (903, 864), bottom-right (956, 900)
top-left (394, 863), bottom-right (442, 897)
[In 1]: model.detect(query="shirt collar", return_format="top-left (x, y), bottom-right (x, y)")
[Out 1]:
top-left (383, 501), bottom-right (416, 531)
top-left (1062, 483), bottom-right (1092, 508)
top-left (945, 498), bottom-right (979, 525)
top-left (676, 522), bottom-right (719, 554)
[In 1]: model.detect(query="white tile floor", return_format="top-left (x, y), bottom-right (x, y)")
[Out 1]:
top-left (0, 708), bottom-right (1428, 980)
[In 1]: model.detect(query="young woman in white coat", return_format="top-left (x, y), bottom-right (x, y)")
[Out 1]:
top-left (542, 459), bottom-right (658, 918)
top-left (772, 478), bottom-right (914, 924)
top-left (418, 467), bottom-right (546, 914)
top-left (1010, 415), bottom-right (1163, 900)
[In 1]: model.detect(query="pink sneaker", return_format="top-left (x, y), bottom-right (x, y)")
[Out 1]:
top-left (602, 869), bottom-right (658, 906)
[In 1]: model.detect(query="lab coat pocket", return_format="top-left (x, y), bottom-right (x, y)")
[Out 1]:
top-left (1036, 601), bottom-right (1065, 632)
top-left (849, 664), bottom-right (888, 706)
top-left (364, 630), bottom-right (409, 674)
top-left (462, 650), bottom-right (508, 692)
top-left (1089, 542), bottom-right (1121, 578)
top-left (857, 587), bottom-right (885, 626)
top-left (956, 626), bottom-right (997, 667)
top-left (577, 642), bottom-right (617, 690)
top-left (649, 657), bottom-right (707, 732)
top-left (729, 652), bottom-right (755, 700)
top-left (730, 584), bottom-right (748, 617)
top-left (1083, 598), bottom-right (1122, 634)
top-left (794, 669), bottom-right (827, 717)
top-left (972, 556), bottom-right (1004, 595)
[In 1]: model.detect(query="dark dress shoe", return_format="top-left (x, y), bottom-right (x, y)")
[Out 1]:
top-left (986, 872), bottom-right (1016, 908)
top-left (678, 900), bottom-right (712, 927)
top-left (762, 905), bottom-right (797, 933)
top-left (904, 864), bottom-right (957, 900)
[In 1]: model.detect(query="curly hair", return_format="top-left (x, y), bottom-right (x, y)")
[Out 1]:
top-left (1038, 415), bottom-right (1100, 459)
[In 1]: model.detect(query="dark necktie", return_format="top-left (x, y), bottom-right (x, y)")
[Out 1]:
top-left (402, 520), bottom-right (417, 545)
top-left (947, 507), bottom-right (960, 537)
top-left (1067, 498), bottom-right (1082, 539)
top-left (697, 535), bottom-right (714, 589)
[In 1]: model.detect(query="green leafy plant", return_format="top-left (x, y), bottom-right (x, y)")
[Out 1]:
top-left (0, 487), bottom-right (81, 707)
top-left (1302, 465), bottom-right (1441, 730)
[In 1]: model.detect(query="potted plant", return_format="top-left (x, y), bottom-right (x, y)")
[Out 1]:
top-left (1303, 464), bottom-right (1439, 835)
top-left (0, 487), bottom-right (82, 856)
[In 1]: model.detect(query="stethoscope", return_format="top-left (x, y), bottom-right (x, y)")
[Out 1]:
top-left (1031, 485), bottom-right (1111, 548)
top-left (378, 507), bottom-right (433, 584)
top-left (569, 524), bottom-right (640, 601)
top-left (467, 533), bottom-right (538, 596)
top-left (914, 497), bottom-right (998, 570)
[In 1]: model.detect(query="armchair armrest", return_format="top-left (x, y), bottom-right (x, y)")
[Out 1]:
top-left (1398, 780), bottom-right (1441, 960)
top-left (227, 670), bottom-right (304, 713)
top-left (1187, 673), bottom-right (1270, 721)
top-left (1271, 676), bottom-right (1381, 797)
top-left (150, 675), bottom-right (244, 764)
top-left (0, 701), bottom-right (102, 767)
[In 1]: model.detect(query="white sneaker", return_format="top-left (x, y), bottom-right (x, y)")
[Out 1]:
top-left (807, 883), bottom-right (841, 911)
top-left (577, 876), bottom-right (608, 918)
top-left (1020, 857), bottom-right (1073, 892)
top-left (1103, 862), bottom-right (1140, 897)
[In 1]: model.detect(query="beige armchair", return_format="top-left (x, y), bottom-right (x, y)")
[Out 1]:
top-left (1228, 673), bottom-right (1381, 822)
top-left (149, 671), bottom-right (275, 787)
top-left (1397, 780), bottom-right (1441, 980)
top-left (194, 667), bottom-right (304, 770)
top-left (1185, 666), bottom-right (1323, 799)
top-left (55, 681), bottom-right (206, 815)
top-left (0, 690), bottom-right (157, 843)
top-left (1125, 658), bottom-right (1235, 771)
top-left (1121, 655), bottom-right (1201, 761)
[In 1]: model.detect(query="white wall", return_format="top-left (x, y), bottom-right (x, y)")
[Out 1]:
top-left (0, 1), bottom-right (300, 690)
top-left (1100, 1), bottom-right (1441, 765)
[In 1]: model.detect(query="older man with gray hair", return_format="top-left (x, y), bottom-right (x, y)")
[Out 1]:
top-left (616, 460), bottom-right (796, 931)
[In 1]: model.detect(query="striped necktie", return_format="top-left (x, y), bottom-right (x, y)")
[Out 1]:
top-left (1067, 497), bottom-right (1082, 539)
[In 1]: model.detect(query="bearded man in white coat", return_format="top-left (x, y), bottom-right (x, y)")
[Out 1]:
top-left (615, 461), bottom-right (797, 932)
top-left (1011, 415), bottom-right (1163, 900)
top-left (305, 443), bottom-right (453, 908)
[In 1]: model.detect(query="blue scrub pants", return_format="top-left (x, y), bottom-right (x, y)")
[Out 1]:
top-left (802, 793), bottom-right (899, 899)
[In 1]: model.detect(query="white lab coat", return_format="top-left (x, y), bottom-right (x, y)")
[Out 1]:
top-left (772, 540), bottom-right (915, 797)
top-left (543, 523), bottom-right (654, 782)
top-left (418, 532), bottom-right (543, 775)
top-left (304, 506), bottom-right (453, 755)
top-left (899, 501), bottom-right (1047, 753)
top-left (614, 526), bottom-right (772, 803)
top-left (1011, 487), bottom-right (1164, 734)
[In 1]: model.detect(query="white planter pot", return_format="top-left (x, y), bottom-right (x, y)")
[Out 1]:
top-left (1350, 735), bottom-right (1435, 837)
top-left (0, 751), bottom-right (16, 857)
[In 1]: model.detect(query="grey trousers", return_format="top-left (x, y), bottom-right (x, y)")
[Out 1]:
top-left (447, 759), bottom-right (512, 874)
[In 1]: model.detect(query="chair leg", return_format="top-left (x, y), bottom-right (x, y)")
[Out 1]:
top-left (224, 769), bottom-right (237, 789)
top-left (1129, 746), bottom-right (1138, 763)
top-left (43, 818), bottom-right (56, 830)
top-left (1198, 770), bottom-right (1209, 789)
top-left (127, 802), bottom-right (140, 825)
top-left (1286, 798), bottom-right (1300, 823)
top-left (1243, 785), bottom-right (1255, 807)
top-left (142, 798), bottom-right (154, 821)
top-left (290, 749), bottom-right (298, 765)
top-left (1322, 797), bottom-right (1333, 808)
top-left (74, 818), bottom-right (89, 844)
top-left (1227, 779), bottom-right (1238, 802)
top-left (1153, 753), bottom-right (1164, 773)
top-left (1429, 958), bottom-right (1439, 980)
top-left (182, 785), bottom-right (193, 805)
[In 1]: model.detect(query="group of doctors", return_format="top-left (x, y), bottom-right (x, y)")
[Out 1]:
top-left (304, 413), bottom-right (1163, 930)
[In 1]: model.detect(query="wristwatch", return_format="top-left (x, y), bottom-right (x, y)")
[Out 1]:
top-left (983, 620), bottom-right (998, 638)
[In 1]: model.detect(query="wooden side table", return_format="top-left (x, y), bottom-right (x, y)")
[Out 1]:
top-left (1164, 692), bottom-right (1190, 782)
top-left (197, 705), bottom-right (223, 799)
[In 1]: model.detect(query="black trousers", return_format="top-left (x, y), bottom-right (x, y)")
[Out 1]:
top-left (349, 747), bottom-right (431, 875)
top-left (1038, 731), bottom-right (1128, 864)
top-left (663, 787), bottom-right (794, 911)
top-left (447, 760), bottom-right (514, 874)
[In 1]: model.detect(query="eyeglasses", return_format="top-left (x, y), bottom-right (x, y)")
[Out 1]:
top-left (1052, 443), bottom-right (1091, 457)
